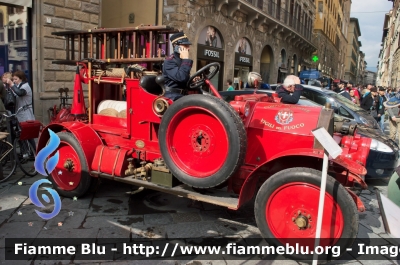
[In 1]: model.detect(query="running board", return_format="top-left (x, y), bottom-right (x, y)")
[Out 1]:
top-left (92, 171), bottom-right (239, 209)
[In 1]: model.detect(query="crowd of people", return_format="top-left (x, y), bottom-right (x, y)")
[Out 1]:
top-left (0, 71), bottom-right (35, 146)
top-left (327, 80), bottom-right (400, 143)
top-left (328, 80), bottom-right (393, 129)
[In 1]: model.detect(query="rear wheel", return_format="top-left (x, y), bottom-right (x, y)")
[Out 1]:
top-left (159, 94), bottom-right (247, 188)
top-left (254, 167), bottom-right (358, 261)
top-left (0, 140), bottom-right (17, 182)
top-left (47, 132), bottom-right (91, 198)
top-left (14, 138), bottom-right (37, 177)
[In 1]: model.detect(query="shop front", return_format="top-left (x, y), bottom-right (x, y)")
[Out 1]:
top-left (233, 38), bottom-right (252, 89)
top-left (196, 26), bottom-right (224, 91)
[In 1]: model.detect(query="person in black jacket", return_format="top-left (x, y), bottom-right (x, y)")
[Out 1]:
top-left (376, 87), bottom-right (387, 129)
top-left (360, 85), bottom-right (375, 111)
top-left (276, 75), bottom-right (303, 104)
top-left (336, 81), bottom-right (351, 100)
top-left (163, 32), bottom-right (193, 100)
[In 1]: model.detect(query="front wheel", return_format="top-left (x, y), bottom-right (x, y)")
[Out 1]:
top-left (47, 132), bottom-right (92, 198)
top-left (159, 94), bottom-right (247, 188)
top-left (0, 140), bottom-right (17, 182)
top-left (254, 167), bottom-right (358, 261)
top-left (14, 138), bottom-right (37, 177)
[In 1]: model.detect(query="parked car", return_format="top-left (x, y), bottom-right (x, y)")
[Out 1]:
top-left (269, 84), bottom-right (381, 130)
top-left (219, 89), bottom-right (399, 179)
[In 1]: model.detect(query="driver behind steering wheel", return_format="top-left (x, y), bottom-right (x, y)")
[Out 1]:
top-left (163, 32), bottom-right (193, 101)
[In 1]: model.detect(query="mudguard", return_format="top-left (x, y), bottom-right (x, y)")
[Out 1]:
top-left (37, 122), bottom-right (103, 176)
top-left (237, 148), bottom-right (367, 209)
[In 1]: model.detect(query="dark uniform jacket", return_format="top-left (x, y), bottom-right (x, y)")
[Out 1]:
top-left (163, 53), bottom-right (193, 89)
top-left (276, 84), bottom-right (303, 104)
top-left (360, 92), bottom-right (373, 111)
top-left (338, 89), bottom-right (351, 100)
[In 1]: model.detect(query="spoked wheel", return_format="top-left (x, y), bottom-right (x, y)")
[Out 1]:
top-left (0, 140), bottom-right (17, 183)
top-left (13, 138), bottom-right (37, 177)
top-left (48, 132), bottom-right (91, 198)
top-left (255, 167), bottom-right (358, 262)
top-left (159, 94), bottom-right (247, 188)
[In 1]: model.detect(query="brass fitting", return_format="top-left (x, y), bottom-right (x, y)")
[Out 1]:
top-left (125, 159), bottom-right (152, 179)
top-left (125, 158), bottom-right (135, 176)
top-left (137, 163), bottom-right (153, 179)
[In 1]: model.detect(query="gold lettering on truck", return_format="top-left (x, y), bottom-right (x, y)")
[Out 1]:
top-left (260, 118), bottom-right (275, 129)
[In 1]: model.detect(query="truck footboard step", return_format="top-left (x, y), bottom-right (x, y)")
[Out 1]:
top-left (92, 171), bottom-right (239, 209)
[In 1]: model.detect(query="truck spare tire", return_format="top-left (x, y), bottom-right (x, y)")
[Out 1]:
top-left (159, 94), bottom-right (247, 188)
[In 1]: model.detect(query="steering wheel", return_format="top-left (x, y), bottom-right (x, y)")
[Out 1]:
top-left (187, 62), bottom-right (220, 90)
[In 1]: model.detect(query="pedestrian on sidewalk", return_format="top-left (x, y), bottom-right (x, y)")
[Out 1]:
top-left (384, 94), bottom-right (400, 143)
top-left (378, 87), bottom-right (387, 130)
top-left (349, 89), bottom-right (360, 105)
top-left (226, 79), bottom-right (234, 91)
top-left (360, 85), bottom-right (375, 111)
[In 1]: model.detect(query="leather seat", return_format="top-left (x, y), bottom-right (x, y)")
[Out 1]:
top-left (140, 75), bottom-right (163, 95)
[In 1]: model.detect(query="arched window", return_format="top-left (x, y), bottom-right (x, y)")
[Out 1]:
top-left (8, 21), bottom-right (15, 42)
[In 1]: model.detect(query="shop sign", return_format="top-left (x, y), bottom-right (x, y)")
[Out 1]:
top-left (197, 45), bottom-right (224, 62)
top-left (204, 49), bottom-right (220, 58)
top-left (17, 51), bottom-right (28, 57)
top-left (235, 53), bottom-right (252, 66)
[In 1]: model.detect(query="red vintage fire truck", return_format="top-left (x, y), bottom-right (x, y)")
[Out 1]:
top-left (39, 25), bottom-right (371, 260)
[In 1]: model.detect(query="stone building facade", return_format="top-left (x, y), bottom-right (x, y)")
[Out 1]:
top-left (162, 0), bottom-right (316, 89)
top-left (364, 70), bottom-right (377, 86)
top-left (344, 18), bottom-right (361, 83)
top-left (312, 0), bottom-right (350, 80)
top-left (32, 0), bottom-right (100, 123)
top-left (377, 0), bottom-right (399, 88)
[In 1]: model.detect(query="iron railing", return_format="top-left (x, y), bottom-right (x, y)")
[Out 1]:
top-left (242, 0), bottom-right (312, 42)
top-left (12, 39), bottom-right (27, 47)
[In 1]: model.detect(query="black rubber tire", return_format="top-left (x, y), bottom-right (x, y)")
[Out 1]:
top-left (159, 94), bottom-right (247, 188)
top-left (48, 132), bottom-right (92, 198)
top-left (13, 138), bottom-right (37, 177)
top-left (254, 167), bottom-right (358, 262)
top-left (0, 141), bottom-right (17, 183)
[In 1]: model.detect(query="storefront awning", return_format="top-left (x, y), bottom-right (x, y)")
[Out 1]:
top-left (0, 0), bottom-right (32, 7)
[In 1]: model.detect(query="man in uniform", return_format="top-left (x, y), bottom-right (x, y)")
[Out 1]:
top-left (276, 75), bottom-right (303, 104)
top-left (163, 32), bottom-right (193, 100)
top-left (336, 81), bottom-right (351, 100)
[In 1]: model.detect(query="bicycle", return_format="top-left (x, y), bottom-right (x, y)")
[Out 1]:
top-left (0, 130), bottom-right (17, 183)
top-left (3, 104), bottom-right (43, 177)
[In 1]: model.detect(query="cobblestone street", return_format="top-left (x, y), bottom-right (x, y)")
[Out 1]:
top-left (0, 169), bottom-right (398, 265)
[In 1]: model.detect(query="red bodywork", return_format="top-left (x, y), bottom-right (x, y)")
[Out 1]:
top-left (39, 74), bottom-right (369, 212)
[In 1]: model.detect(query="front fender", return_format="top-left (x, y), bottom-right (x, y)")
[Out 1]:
top-left (237, 148), bottom-right (367, 209)
top-left (268, 148), bottom-right (367, 176)
top-left (38, 122), bottom-right (103, 176)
